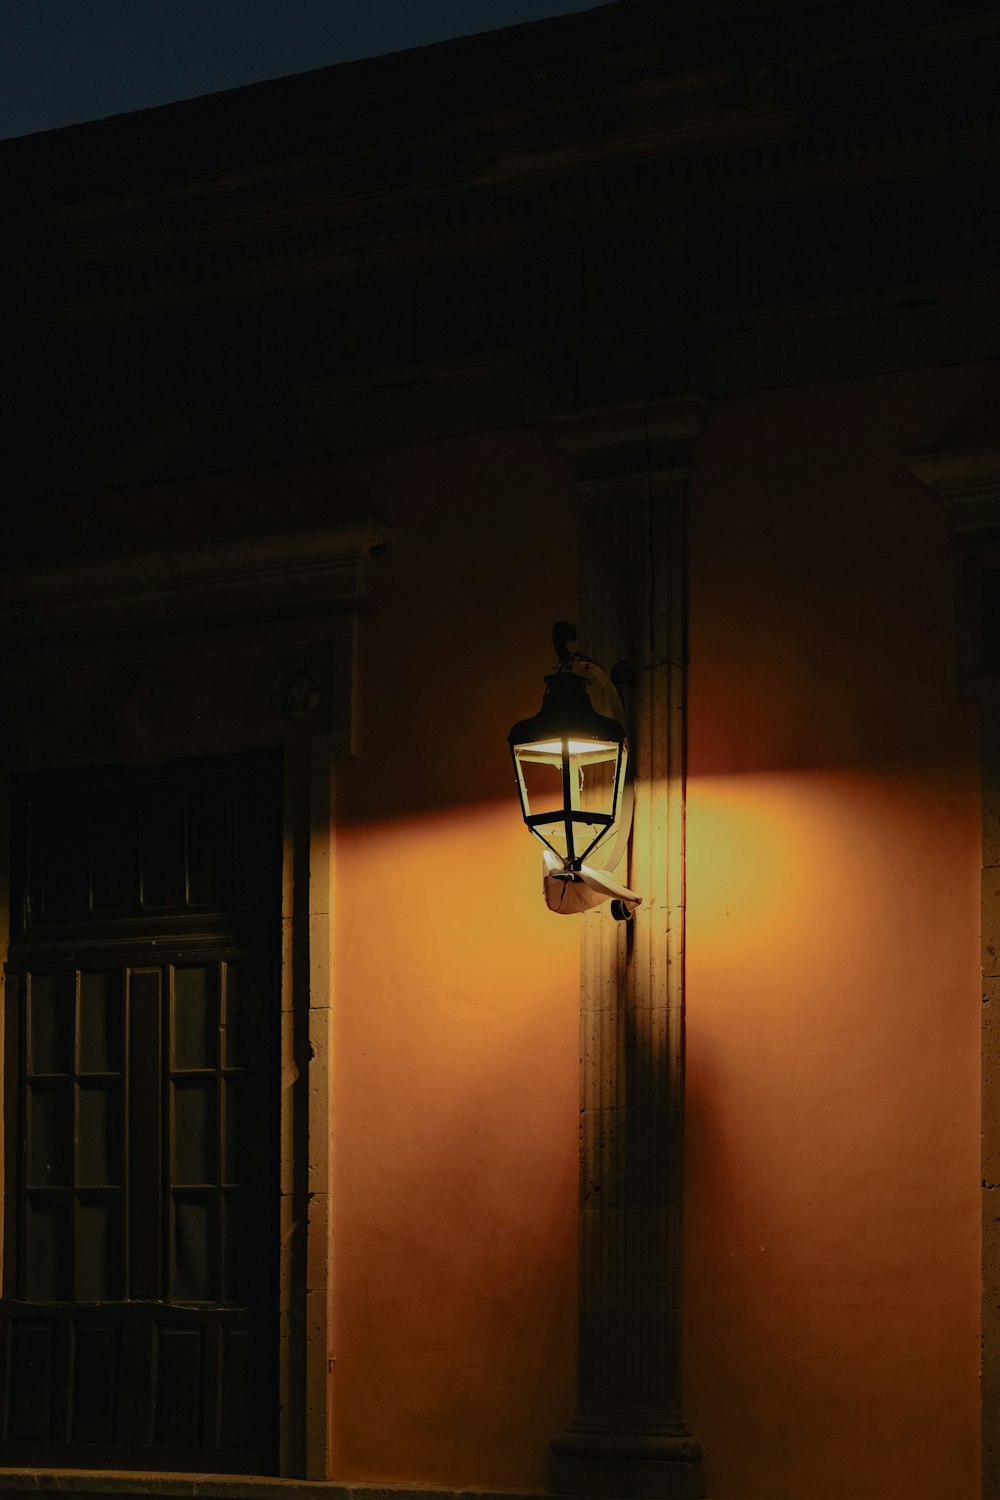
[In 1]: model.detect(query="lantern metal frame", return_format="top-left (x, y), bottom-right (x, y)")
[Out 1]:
top-left (507, 623), bottom-right (630, 873)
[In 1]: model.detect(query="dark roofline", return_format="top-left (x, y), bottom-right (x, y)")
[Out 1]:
top-left (0, 0), bottom-right (953, 182)
top-left (2, 0), bottom-right (998, 242)
top-left (0, 2), bottom-right (625, 165)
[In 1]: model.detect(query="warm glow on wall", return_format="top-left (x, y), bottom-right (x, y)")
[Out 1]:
top-left (687, 775), bottom-right (813, 954)
top-left (332, 797), bottom-right (579, 1490)
top-left (687, 767), bottom-right (978, 1002)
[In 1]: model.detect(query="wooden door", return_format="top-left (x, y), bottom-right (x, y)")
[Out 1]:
top-left (0, 755), bottom-right (281, 1473)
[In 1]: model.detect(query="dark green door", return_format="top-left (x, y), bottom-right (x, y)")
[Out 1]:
top-left (0, 755), bottom-right (281, 1473)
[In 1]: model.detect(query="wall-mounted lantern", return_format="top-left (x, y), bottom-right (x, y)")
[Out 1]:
top-left (508, 623), bottom-right (641, 919)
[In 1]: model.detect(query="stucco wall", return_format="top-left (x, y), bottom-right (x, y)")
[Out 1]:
top-left (245, 374), bottom-right (981, 1496)
top-left (685, 368), bottom-right (983, 1500)
top-left (330, 429), bottom-right (581, 1489)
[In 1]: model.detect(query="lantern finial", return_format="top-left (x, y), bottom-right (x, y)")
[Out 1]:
top-left (552, 620), bottom-right (578, 667)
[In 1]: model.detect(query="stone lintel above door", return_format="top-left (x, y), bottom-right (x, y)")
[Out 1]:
top-left (0, 517), bottom-right (388, 769)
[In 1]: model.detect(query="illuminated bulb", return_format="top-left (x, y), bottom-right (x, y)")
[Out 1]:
top-left (517, 738), bottom-right (618, 757)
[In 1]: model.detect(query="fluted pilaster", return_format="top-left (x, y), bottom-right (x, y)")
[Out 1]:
top-left (548, 396), bottom-right (707, 1499)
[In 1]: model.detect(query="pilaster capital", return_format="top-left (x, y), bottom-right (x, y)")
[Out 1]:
top-left (905, 443), bottom-right (1000, 692)
top-left (548, 395), bottom-right (710, 503)
top-left (905, 444), bottom-right (1000, 537)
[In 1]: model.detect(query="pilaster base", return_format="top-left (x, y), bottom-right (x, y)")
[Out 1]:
top-left (550, 1429), bottom-right (704, 1499)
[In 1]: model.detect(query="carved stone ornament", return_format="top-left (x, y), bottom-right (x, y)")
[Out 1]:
top-left (601, 243), bottom-right (666, 312)
top-left (449, 280), bottom-right (506, 343)
top-left (272, 662), bottom-right (323, 719)
top-left (778, 219), bottom-right (845, 287)
top-left (50, 351), bottom-right (96, 415)
top-left (305, 302), bottom-right (363, 366)
top-left (170, 331), bottom-right (223, 391)
top-left (965, 190), bottom-right (1000, 261)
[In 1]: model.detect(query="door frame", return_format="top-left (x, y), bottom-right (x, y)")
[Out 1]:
top-left (0, 515), bottom-right (387, 1479)
top-left (279, 734), bottom-right (335, 1479)
top-left (904, 442), bottom-right (1000, 1499)
top-left (0, 739), bottom-right (334, 1478)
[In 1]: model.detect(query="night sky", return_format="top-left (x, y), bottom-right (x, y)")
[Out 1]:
top-left (0, 0), bottom-right (611, 141)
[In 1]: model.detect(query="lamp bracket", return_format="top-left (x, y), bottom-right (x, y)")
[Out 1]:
top-left (552, 620), bottom-right (578, 667)
top-left (543, 623), bottom-right (638, 882)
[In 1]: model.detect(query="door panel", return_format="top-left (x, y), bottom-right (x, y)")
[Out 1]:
top-left (1, 1302), bottom-right (274, 1467)
top-left (1, 757), bottom-right (281, 1473)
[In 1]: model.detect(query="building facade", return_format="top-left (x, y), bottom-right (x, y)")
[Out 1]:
top-left (0, 1), bottom-right (997, 1496)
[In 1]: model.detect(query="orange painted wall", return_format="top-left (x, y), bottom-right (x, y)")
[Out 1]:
top-left (260, 369), bottom-right (983, 1495)
top-left (685, 368), bottom-right (983, 1499)
top-left (6, 296), bottom-right (984, 1498)
top-left (330, 429), bottom-right (582, 1489)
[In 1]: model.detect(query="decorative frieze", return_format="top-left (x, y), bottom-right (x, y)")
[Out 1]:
top-left (7, 150), bottom-right (1000, 449)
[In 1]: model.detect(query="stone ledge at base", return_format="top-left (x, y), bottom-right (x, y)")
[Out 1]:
top-left (0, 1476), bottom-right (539, 1500)
top-left (0, 1474), bottom-right (726, 1500)
top-left (0, 1478), bottom-right (543, 1500)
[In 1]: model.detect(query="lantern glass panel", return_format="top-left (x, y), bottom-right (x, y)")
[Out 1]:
top-left (513, 736), bottom-right (624, 865)
top-left (514, 751), bottom-right (564, 821)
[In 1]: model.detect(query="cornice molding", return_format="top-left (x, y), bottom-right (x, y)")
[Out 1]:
top-left (4, 7), bottom-right (1000, 317)
top-left (8, 88), bottom-right (1000, 320)
top-left (4, 4), bottom-right (1000, 459)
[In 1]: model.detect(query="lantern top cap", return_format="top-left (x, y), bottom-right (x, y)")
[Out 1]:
top-left (507, 666), bottom-right (624, 751)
